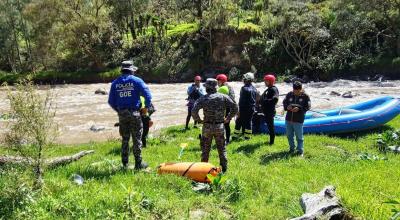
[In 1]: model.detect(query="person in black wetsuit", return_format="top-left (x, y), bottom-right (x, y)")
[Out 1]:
top-left (260, 74), bottom-right (279, 145)
top-left (232, 72), bottom-right (259, 140)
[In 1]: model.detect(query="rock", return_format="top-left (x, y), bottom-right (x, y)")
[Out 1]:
top-left (71, 174), bottom-right (84, 185)
top-left (94, 88), bottom-right (108, 95)
top-left (90, 125), bottom-right (105, 132)
top-left (330, 91), bottom-right (341, 96)
top-left (189, 209), bottom-right (209, 220)
top-left (302, 75), bottom-right (310, 83)
top-left (370, 74), bottom-right (388, 82)
top-left (388, 146), bottom-right (400, 153)
top-left (284, 75), bottom-right (307, 83)
top-left (310, 82), bottom-right (328, 88)
top-left (192, 182), bottom-right (211, 193)
top-left (342, 91), bottom-right (355, 98)
top-left (291, 186), bottom-right (352, 220)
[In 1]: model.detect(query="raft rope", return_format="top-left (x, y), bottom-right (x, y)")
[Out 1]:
top-left (182, 162), bottom-right (196, 177)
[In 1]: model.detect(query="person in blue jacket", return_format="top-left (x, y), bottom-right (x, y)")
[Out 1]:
top-left (108, 61), bottom-right (152, 170)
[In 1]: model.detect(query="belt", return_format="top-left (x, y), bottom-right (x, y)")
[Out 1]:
top-left (204, 121), bottom-right (224, 124)
top-left (118, 108), bottom-right (139, 112)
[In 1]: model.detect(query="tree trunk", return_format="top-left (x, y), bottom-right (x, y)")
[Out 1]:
top-left (196, 0), bottom-right (203, 19)
top-left (0, 150), bottom-right (95, 167)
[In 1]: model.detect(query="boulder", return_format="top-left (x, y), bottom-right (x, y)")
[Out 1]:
top-left (291, 186), bottom-right (353, 220)
top-left (90, 125), bottom-right (105, 132)
top-left (329, 91), bottom-right (341, 96)
top-left (388, 146), bottom-right (400, 153)
top-left (190, 209), bottom-right (209, 220)
top-left (342, 91), bottom-right (356, 98)
top-left (95, 88), bottom-right (108, 95)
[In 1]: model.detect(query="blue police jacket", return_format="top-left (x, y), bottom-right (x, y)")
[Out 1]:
top-left (108, 74), bottom-right (152, 112)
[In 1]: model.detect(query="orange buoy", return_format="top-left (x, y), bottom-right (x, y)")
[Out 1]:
top-left (157, 162), bottom-right (221, 183)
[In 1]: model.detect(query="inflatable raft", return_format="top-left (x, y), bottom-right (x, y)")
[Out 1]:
top-left (157, 162), bottom-right (221, 183)
top-left (254, 96), bottom-right (400, 134)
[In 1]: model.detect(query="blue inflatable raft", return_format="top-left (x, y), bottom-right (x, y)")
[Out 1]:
top-left (253, 96), bottom-right (400, 134)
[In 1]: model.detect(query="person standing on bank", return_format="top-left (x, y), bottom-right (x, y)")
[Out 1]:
top-left (216, 74), bottom-right (235, 144)
top-left (260, 74), bottom-right (279, 145)
top-left (283, 81), bottom-right (311, 157)
top-left (232, 72), bottom-right (259, 140)
top-left (185, 75), bottom-right (206, 130)
top-left (192, 78), bottom-right (238, 173)
top-left (139, 96), bottom-right (155, 148)
top-left (108, 61), bottom-right (152, 169)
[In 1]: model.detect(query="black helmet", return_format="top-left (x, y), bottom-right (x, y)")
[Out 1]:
top-left (203, 78), bottom-right (218, 89)
top-left (293, 81), bottom-right (302, 90)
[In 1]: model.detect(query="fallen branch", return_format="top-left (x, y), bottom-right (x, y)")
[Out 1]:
top-left (0, 150), bottom-right (95, 168)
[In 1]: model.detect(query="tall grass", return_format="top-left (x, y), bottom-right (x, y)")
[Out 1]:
top-left (0, 116), bottom-right (399, 219)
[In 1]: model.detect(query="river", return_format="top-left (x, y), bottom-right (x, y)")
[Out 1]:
top-left (0, 80), bottom-right (399, 145)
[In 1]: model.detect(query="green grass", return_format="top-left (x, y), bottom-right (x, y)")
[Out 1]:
top-left (228, 20), bottom-right (262, 34)
top-left (1, 116), bottom-right (400, 219)
top-left (167, 23), bottom-right (200, 38)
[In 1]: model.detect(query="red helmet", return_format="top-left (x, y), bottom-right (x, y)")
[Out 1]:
top-left (264, 74), bottom-right (276, 85)
top-left (216, 74), bottom-right (228, 83)
top-left (194, 75), bottom-right (202, 81)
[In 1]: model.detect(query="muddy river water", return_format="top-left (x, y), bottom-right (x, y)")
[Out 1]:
top-left (0, 80), bottom-right (399, 145)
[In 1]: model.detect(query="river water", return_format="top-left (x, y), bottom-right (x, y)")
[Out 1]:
top-left (0, 80), bottom-right (399, 145)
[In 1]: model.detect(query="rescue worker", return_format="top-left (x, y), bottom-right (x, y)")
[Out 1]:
top-left (140, 96), bottom-right (155, 148)
top-left (191, 78), bottom-right (238, 173)
top-left (216, 74), bottom-right (235, 144)
top-left (260, 74), bottom-right (279, 145)
top-left (232, 72), bottom-right (259, 140)
top-left (283, 81), bottom-right (311, 157)
top-left (108, 61), bottom-right (152, 169)
top-left (185, 75), bottom-right (206, 130)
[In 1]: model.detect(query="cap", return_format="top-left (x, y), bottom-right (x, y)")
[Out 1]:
top-left (121, 60), bottom-right (138, 73)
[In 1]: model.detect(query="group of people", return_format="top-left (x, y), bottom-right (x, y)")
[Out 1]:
top-left (108, 60), bottom-right (311, 172)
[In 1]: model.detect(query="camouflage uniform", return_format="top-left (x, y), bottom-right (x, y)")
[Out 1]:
top-left (192, 79), bottom-right (238, 172)
top-left (118, 110), bottom-right (143, 165)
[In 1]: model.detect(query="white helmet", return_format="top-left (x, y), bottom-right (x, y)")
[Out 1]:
top-left (243, 72), bottom-right (255, 81)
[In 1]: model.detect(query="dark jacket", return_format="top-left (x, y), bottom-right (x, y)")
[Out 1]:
top-left (283, 91), bottom-right (311, 123)
top-left (260, 86), bottom-right (279, 116)
top-left (238, 84), bottom-right (258, 111)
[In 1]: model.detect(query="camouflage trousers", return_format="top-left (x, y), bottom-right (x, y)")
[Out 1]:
top-left (118, 109), bottom-right (143, 166)
top-left (201, 123), bottom-right (227, 171)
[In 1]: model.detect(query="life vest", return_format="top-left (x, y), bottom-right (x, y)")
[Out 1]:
top-left (188, 85), bottom-right (202, 100)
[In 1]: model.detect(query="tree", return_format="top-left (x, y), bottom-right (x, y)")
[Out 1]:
top-left (275, 2), bottom-right (331, 77)
top-left (4, 78), bottom-right (58, 188)
top-left (350, 0), bottom-right (400, 56)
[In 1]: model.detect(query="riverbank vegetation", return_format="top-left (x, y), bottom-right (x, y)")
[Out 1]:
top-left (1, 0), bottom-right (400, 83)
top-left (1, 116), bottom-right (399, 219)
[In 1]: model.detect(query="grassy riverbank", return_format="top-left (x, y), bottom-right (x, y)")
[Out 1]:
top-left (1, 116), bottom-right (400, 219)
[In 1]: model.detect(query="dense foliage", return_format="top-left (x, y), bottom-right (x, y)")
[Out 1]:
top-left (1, 0), bottom-right (400, 81)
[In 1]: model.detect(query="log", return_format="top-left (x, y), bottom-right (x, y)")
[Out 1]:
top-left (45, 150), bottom-right (95, 168)
top-left (291, 185), bottom-right (353, 220)
top-left (0, 150), bottom-right (95, 168)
